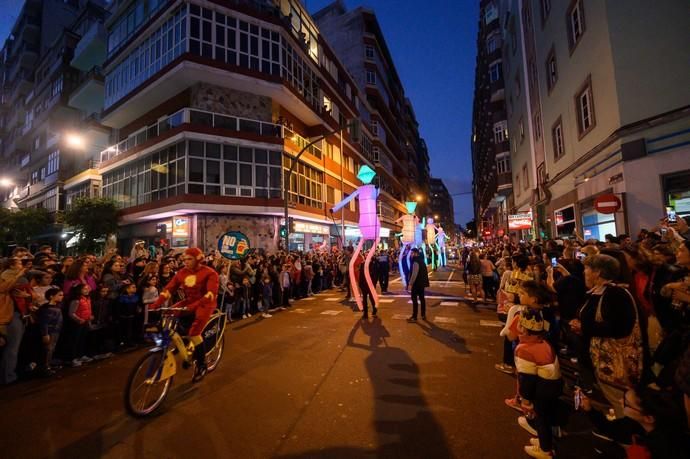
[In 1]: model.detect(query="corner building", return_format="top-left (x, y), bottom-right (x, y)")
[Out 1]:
top-left (81, 0), bottom-right (413, 252)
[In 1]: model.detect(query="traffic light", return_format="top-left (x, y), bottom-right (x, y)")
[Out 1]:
top-left (279, 225), bottom-right (287, 238)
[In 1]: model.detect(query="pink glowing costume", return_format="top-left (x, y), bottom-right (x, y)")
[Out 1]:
top-left (394, 201), bottom-right (420, 288)
top-left (330, 165), bottom-right (380, 311)
top-left (436, 225), bottom-right (450, 267)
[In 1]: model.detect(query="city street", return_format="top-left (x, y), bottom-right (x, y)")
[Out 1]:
top-left (0, 267), bottom-right (561, 459)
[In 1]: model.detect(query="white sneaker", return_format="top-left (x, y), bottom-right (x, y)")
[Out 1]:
top-left (279, 306), bottom-right (286, 311)
top-left (518, 416), bottom-right (538, 436)
top-left (70, 359), bottom-right (82, 367)
top-left (524, 444), bottom-right (553, 458)
top-left (247, 313), bottom-right (252, 317)
top-left (262, 313), bottom-right (272, 318)
top-left (242, 314), bottom-right (247, 319)
top-left (79, 355), bottom-right (94, 363)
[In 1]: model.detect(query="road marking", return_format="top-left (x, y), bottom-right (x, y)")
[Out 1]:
top-left (379, 299), bottom-right (394, 303)
top-left (290, 308), bottom-right (311, 314)
top-left (434, 316), bottom-right (457, 324)
top-left (480, 320), bottom-right (504, 327)
top-left (392, 314), bottom-right (408, 320)
top-left (445, 270), bottom-right (455, 288)
top-left (325, 298), bottom-right (341, 302)
top-left (321, 310), bottom-right (343, 316)
top-left (302, 297), bottom-right (316, 301)
top-left (440, 301), bottom-right (459, 307)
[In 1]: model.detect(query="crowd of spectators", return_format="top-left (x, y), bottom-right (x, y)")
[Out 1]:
top-left (461, 216), bottom-right (690, 458)
top-left (0, 241), bottom-right (395, 385)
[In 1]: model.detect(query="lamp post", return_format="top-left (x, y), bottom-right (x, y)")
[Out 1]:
top-left (283, 119), bottom-right (360, 251)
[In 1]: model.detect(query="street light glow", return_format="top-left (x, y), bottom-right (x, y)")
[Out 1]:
top-left (0, 177), bottom-right (13, 187)
top-left (415, 194), bottom-right (422, 202)
top-left (65, 133), bottom-right (86, 150)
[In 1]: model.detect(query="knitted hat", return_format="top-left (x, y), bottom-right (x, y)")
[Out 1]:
top-left (184, 247), bottom-right (204, 261)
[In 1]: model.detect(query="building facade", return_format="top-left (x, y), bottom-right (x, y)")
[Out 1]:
top-left (499, 0), bottom-right (690, 240)
top-left (53, 0), bottom-right (428, 253)
top-left (313, 0), bottom-right (431, 218)
top-left (0, 0), bottom-right (110, 223)
top-left (429, 177), bottom-right (455, 236)
top-left (471, 0), bottom-right (513, 240)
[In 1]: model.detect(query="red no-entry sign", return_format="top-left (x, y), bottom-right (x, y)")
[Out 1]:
top-left (594, 194), bottom-right (621, 214)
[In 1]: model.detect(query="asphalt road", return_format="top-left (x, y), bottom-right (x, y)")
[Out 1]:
top-left (0, 265), bottom-right (592, 459)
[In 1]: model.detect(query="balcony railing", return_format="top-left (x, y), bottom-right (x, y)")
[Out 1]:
top-left (284, 127), bottom-right (322, 159)
top-left (100, 108), bottom-right (284, 162)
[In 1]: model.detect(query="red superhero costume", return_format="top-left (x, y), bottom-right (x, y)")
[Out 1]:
top-left (151, 248), bottom-right (219, 337)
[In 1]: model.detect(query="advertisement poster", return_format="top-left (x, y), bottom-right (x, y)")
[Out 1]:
top-left (218, 231), bottom-right (252, 260)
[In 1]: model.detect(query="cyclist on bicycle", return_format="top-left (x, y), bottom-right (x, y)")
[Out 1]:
top-left (150, 247), bottom-right (219, 382)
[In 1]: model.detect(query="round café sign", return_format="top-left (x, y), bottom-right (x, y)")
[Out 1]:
top-left (218, 231), bottom-right (251, 260)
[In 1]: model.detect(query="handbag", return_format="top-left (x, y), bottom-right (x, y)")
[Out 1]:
top-left (589, 286), bottom-right (643, 388)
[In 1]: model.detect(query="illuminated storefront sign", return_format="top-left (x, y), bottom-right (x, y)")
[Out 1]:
top-left (508, 213), bottom-right (533, 230)
top-left (293, 221), bottom-right (330, 235)
top-left (172, 217), bottom-right (189, 248)
top-left (344, 227), bottom-right (391, 238)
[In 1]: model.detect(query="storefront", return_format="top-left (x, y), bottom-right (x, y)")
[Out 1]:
top-left (554, 205), bottom-right (576, 238)
top-left (663, 170), bottom-right (690, 220)
top-left (288, 220), bottom-right (331, 251)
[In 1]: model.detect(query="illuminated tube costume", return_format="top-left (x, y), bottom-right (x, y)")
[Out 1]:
top-left (436, 225), bottom-right (450, 267)
top-left (330, 165), bottom-right (380, 311)
top-left (394, 201), bottom-right (420, 288)
top-left (424, 217), bottom-right (439, 271)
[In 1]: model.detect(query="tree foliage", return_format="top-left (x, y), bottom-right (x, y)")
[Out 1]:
top-left (0, 207), bottom-right (52, 246)
top-left (64, 198), bottom-right (119, 252)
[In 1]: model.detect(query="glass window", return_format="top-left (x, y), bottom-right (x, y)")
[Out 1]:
top-left (239, 164), bottom-right (252, 186)
top-left (189, 158), bottom-right (204, 182)
top-left (189, 140), bottom-right (204, 157)
top-left (224, 144), bottom-right (238, 160)
top-left (206, 160), bottom-right (220, 183)
top-left (224, 162), bottom-right (237, 185)
top-left (206, 142), bottom-right (221, 158)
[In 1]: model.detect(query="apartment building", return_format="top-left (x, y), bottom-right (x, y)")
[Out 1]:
top-left (471, 0), bottom-right (512, 239)
top-left (313, 0), bottom-right (431, 219)
top-left (500, 0), bottom-right (690, 240)
top-left (59, 0), bottom-right (423, 252)
top-left (0, 0), bottom-right (110, 220)
top-left (429, 177), bottom-right (455, 236)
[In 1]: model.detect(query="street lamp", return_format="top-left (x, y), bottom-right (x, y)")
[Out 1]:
top-left (0, 177), bottom-right (13, 187)
top-left (434, 214), bottom-right (440, 220)
top-left (65, 132), bottom-right (87, 150)
top-left (415, 194), bottom-right (423, 202)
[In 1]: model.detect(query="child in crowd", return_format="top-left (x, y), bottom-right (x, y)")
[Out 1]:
top-left (65, 284), bottom-right (94, 367)
top-left (37, 288), bottom-right (64, 375)
top-left (116, 282), bottom-right (140, 348)
top-left (513, 285), bottom-right (562, 459)
top-left (280, 264), bottom-right (291, 308)
top-left (261, 276), bottom-right (273, 318)
top-left (89, 285), bottom-right (113, 358)
top-left (140, 274), bottom-right (159, 326)
top-left (238, 276), bottom-right (252, 319)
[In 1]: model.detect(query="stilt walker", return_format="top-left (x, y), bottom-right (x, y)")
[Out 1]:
top-left (329, 165), bottom-right (380, 311)
top-left (394, 201), bottom-right (420, 288)
top-left (424, 217), bottom-right (439, 271)
top-left (436, 225), bottom-right (451, 267)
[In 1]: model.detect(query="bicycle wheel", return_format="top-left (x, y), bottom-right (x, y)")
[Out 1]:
top-left (124, 350), bottom-right (173, 417)
top-left (206, 336), bottom-right (224, 372)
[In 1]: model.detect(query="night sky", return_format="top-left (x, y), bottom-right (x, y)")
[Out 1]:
top-left (0, 0), bottom-right (478, 226)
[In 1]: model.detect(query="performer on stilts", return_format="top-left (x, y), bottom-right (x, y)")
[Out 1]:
top-left (329, 165), bottom-right (380, 312)
top-left (436, 225), bottom-right (451, 267)
top-left (394, 201), bottom-right (420, 288)
top-left (424, 217), bottom-right (439, 271)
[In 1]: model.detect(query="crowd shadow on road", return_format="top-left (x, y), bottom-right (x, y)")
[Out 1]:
top-left (275, 317), bottom-right (456, 459)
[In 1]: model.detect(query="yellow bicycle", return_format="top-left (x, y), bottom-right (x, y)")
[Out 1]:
top-left (124, 305), bottom-right (227, 417)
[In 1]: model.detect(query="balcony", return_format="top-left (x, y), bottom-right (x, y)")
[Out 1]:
top-left (102, 58), bottom-right (324, 129)
top-left (7, 70), bottom-right (34, 104)
top-left (497, 172), bottom-right (513, 196)
top-left (68, 67), bottom-right (105, 114)
top-left (284, 127), bottom-right (322, 159)
top-left (99, 108), bottom-right (283, 163)
top-left (71, 23), bottom-right (107, 71)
